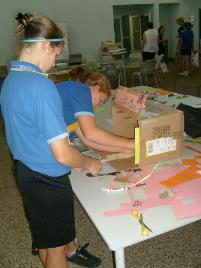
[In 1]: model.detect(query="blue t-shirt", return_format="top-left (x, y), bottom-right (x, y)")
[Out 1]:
top-left (0, 61), bottom-right (70, 177)
top-left (56, 81), bottom-right (94, 142)
top-left (180, 30), bottom-right (194, 50)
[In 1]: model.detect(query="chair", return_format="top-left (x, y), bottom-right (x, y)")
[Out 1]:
top-left (154, 54), bottom-right (164, 85)
top-left (174, 80), bottom-right (201, 97)
top-left (99, 62), bottom-right (120, 89)
top-left (99, 55), bottom-right (122, 88)
top-left (124, 53), bottom-right (142, 86)
top-left (84, 61), bottom-right (96, 71)
top-left (128, 52), bottom-right (142, 67)
top-left (131, 59), bottom-right (159, 87)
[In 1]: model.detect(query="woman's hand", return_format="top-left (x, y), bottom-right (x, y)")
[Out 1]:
top-left (87, 158), bottom-right (102, 176)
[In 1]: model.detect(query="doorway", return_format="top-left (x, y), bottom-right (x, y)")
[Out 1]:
top-left (114, 14), bottom-right (148, 55)
top-left (199, 9), bottom-right (201, 54)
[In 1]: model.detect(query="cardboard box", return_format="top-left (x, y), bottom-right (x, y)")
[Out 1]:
top-left (112, 87), bottom-right (146, 138)
top-left (112, 88), bottom-right (184, 167)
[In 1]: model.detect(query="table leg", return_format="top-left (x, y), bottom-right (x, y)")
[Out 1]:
top-left (113, 248), bottom-right (125, 268)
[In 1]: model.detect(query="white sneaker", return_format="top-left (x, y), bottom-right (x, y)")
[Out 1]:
top-left (179, 71), bottom-right (188, 76)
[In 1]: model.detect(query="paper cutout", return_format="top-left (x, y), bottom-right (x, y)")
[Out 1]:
top-left (103, 158), bottom-right (201, 221)
top-left (135, 127), bottom-right (140, 164)
top-left (114, 88), bottom-right (146, 113)
top-left (185, 145), bottom-right (201, 154)
top-left (184, 139), bottom-right (201, 144)
top-left (104, 196), bottom-right (173, 217)
top-left (159, 190), bottom-right (169, 199)
top-left (133, 86), bottom-right (174, 96)
top-left (102, 164), bottom-right (158, 192)
top-left (171, 179), bottom-right (201, 219)
top-left (131, 211), bottom-right (152, 236)
top-left (114, 174), bottom-right (131, 183)
top-left (160, 157), bottom-right (201, 189)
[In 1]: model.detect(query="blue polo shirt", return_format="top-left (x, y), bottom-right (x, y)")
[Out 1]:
top-left (0, 61), bottom-right (70, 177)
top-left (180, 30), bottom-right (194, 50)
top-left (56, 81), bottom-right (94, 142)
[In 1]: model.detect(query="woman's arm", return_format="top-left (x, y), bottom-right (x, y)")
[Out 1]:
top-left (141, 33), bottom-right (146, 50)
top-left (158, 37), bottom-right (167, 44)
top-left (75, 128), bottom-right (134, 153)
top-left (77, 115), bottom-right (134, 151)
top-left (50, 137), bottom-right (102, 175)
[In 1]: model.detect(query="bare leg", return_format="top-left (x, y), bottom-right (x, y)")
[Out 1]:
top-left (45, 245), bottom-right (68, 268)
top-left (181, 55), bottom-right (185, 71)
top-left (186, 55), bottom-right (191, 72)
top-left (64, 239), bottom-right (77, 256)
top-left (39, 249), bottom-right (47, 267)
top-left (177, 54), bottom-right (183, 72)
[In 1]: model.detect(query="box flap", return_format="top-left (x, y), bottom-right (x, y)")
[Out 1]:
top-left (114, 86), bottom-right (146, 114)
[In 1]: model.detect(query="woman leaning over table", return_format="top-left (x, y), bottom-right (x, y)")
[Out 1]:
top-left (0, 12), bottom-right (102, 268)
top-left (56, 66), bottom-right (134, 153)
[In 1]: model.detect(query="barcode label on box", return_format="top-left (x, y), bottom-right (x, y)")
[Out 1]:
top-left (146, 137), bottom-right (176, 157)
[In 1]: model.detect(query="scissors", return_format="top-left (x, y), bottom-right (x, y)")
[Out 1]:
top-left (131, 211), bottom-right (153, 236)
top-left (86, 171), bottom-right (120, 177)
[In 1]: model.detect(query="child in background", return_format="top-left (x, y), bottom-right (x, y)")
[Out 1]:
top-left (158, 26), bottom-right (169, 73)
top-left (176, 17), bottom-right (184, 71)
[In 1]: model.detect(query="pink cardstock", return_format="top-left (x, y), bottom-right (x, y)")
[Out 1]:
top-left (114, 88), bottom-right (146, 113)
top-left (103, 160), bottom-right (201, 221)
top-left (171, 179), bottom-right (201, 219)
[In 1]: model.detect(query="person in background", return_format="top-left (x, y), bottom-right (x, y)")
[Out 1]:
top-left (179, 22), bottom-right (195, 77)
top-left (0, 12), bottom-right (102, 268)
top-left (177, 16), bottom-right (185, 39)
top-left (175, 16), bottom-right (184, 70)
top-left (158, 25), bottom-right (169, 73)
top-left (141, 21), bottom-right (158, 61)
top-left (56, 66), bottom-right (134, 153)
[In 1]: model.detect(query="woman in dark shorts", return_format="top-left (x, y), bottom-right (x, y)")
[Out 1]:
top-left (0, 12), bottom-right (102, 268)
top-left (179, 22), bottom-right (194, 76)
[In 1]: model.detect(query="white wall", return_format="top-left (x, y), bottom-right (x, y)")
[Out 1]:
top-left (0, 0), bottom-right (200, 66)
top-left (0, 0), bottom-right (115, 65)
top-left (159, 3), bottom-right (180, 58)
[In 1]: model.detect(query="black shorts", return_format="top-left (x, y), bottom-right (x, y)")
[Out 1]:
top-left (143, 52), bottom-right (156, 61)
top-left (180, 49), bottom-right (191, 56)
top-left (14, 160), bottom-right (75, 249)
top-left (158, 47), bottom-right (165, 56)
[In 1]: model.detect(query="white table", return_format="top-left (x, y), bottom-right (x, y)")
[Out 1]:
top-left (132, 86), bottom-right (201, 109)
top-left (69, 90), bottom-right (201, 268)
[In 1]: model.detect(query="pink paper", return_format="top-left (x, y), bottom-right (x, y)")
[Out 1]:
top-left (171, 179), bottom-right (201, 219)
top-left (104, 197), bottom-right (173, 217)
top-left (103, 161), bottom-right (201, 221)
top-left (114, 89), bottom-right (146, 113)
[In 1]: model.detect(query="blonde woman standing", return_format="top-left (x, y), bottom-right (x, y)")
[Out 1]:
top-left (0, 13), bottom-right (102, 268)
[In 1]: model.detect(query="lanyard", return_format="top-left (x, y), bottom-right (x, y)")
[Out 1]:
top-left (10, 67), bottom-right (48, 77)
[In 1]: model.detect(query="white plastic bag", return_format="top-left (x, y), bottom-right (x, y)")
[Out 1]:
top-left (191, 52), bottom-right (199, 67)
top-left (160, 62), bottom-right (169, 73)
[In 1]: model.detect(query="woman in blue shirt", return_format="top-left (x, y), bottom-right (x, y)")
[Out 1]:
top-left (0, 13), bottom-right (102, 268)
top-left (57, 67), bottom-right (134, 153)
